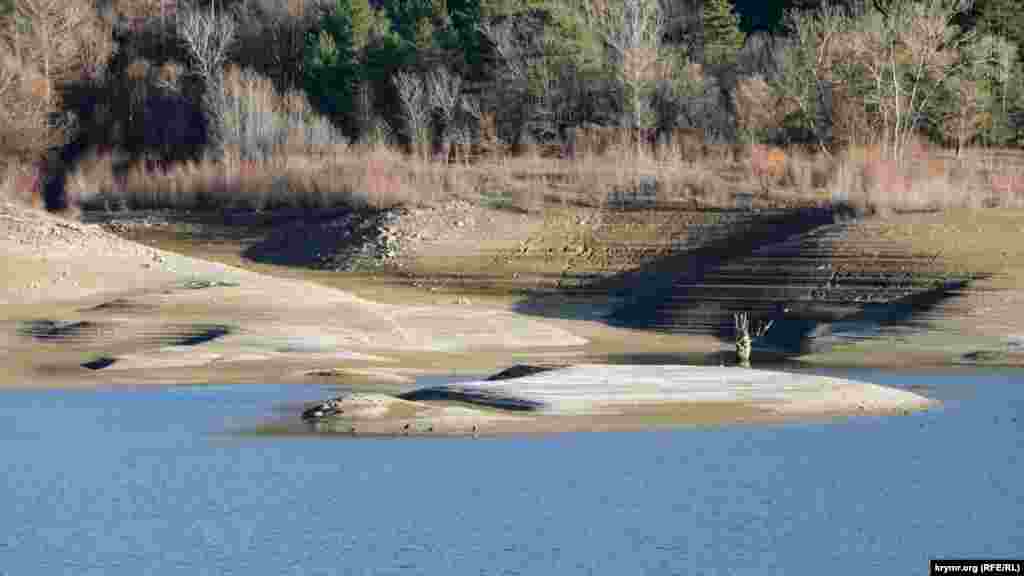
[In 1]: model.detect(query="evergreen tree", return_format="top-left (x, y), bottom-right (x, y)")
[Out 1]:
top-left (304, 0), bottom-right (362, 135)
top-left (447, 0), bottom-right (484, 70)
top-left (350, 0), bottom-right (373, 52)
top-left (965, 0), bottom-right (1024, 145)
top-left (974, 0), bottom-right (1024, 59)
top-left (702, 0), bottom-right (746, 66)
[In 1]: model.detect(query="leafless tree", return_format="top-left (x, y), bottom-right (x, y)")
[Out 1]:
top-left (394, 71), bottom-right (430, 159)
top-left (846, 0), bottom-right (976, 159)
top-left (479, 20), bottom-right (527, 81)
top-left (733, 73), bottom-right (777, 146)
top-left (0, 56), bottom-right (58, 158)
top-left (588, 0), bottom-right (664, 134)
top-left (177, 3), bottom-right (237, 161)
top-left (426, 66), bottom-right (463, 159)
top-left (0, 0), bottom-right (114, 104)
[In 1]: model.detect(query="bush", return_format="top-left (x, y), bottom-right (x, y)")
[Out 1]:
top-left (223, 63), bottom-right (347, 160)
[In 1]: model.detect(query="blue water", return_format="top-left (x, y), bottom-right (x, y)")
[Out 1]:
top-left (1, 369), bottom-right (1022, 575)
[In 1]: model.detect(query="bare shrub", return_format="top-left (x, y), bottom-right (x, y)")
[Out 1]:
top-left (733, 74), bottom-right (777, 145)
top-left (0, 55), bottom-right (57, 160)
top-left (827, 141), bottom-right (1019, 214)
top-left (0, 159), bottom-right (43, 207)
top-left (0, 0), bottom-right (113, 172)
top-left (64, 147), bottom-right (115, 208)
top-left (223, 64), bottom-right (281, 161)
top-left (0, 0), bottom-right (115, 91)
top-left (425, 66), bottom-right (462, 161)
top-left (748, 144), bottom-right (788, 193)
top-left (221, 64), bottom-right (346, 161)
top-left (104, 148), bottom-right (423, 212)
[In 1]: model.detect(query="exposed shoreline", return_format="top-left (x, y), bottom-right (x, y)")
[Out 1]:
top-left (3, 199), bottom-right (1021, 433)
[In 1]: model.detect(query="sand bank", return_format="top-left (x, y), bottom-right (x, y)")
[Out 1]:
top-left (294, 364), bottom-right (936, 437)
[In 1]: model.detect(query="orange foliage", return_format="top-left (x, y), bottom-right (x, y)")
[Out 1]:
top-left (749, 144), bottom-right (788, 188)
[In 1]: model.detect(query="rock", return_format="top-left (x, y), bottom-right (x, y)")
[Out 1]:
top-left (301, 393), bottom-right (401, 421)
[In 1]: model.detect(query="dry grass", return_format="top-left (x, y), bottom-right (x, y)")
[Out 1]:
top-left (829, 143), bottom-right (1024, 214)
top-left (67, 87), bottom-right (1024, 218)
top-left (0, 160), bottom-right (43, 208)
top-left (73, 143), bottom-right (921, 214)
top-left (64, 148), bottom-right (116, 207)
top-left (97, 147), bottom-right (430, 211)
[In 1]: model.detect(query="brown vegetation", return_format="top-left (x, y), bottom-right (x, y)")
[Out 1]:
top-left (1, 0), bottom-right (1023, 221)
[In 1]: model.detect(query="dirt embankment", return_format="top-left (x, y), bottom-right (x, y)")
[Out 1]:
top-left (0, 199), bottom-right (588, 388)
top-left (86, 196), bottom-right (1024, 367)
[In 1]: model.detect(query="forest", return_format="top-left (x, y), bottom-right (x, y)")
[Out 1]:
top-left (1, 0), bottom-right (1022, 213)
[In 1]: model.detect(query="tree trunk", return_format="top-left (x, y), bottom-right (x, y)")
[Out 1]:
top-left (201, 76), bottom-right (227, 163)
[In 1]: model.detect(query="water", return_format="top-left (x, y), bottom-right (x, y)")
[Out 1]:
top-left (1, 369), bottom-right (1022, 575)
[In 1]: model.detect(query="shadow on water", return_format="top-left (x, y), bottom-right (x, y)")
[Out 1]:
top-left (513, 202), bottom-right (984, 358)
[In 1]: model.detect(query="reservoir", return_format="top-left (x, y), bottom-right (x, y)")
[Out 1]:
top-left (1, 368), bottom-right (1021, 574)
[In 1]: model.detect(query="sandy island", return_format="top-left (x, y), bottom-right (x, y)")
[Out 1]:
top-left (287, 364), bottom-right (935, 437)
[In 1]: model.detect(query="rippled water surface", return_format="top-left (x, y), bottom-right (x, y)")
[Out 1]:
top-left (1, 369), bottom-right (1022, 575)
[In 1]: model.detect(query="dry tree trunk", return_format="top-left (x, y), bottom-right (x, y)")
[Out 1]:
top-left (733, 312), bottom-right (774, 368)
top-left (394, 71), bottom-right (430, 160)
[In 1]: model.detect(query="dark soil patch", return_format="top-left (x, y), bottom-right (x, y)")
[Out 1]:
top-left (80, 298), bottom-right (152, 313)
top-left (172, 324), bottom-right (233, 346)
top-left (81, 356), bottom-right (118, 370)
top-left (485, 364), bottom-right (557, 381)
top-left (18, 320), bottom-right (106, 342)
top-left (180, 279), bottom-right (239, 290)
top-left (398, 386), bottom-right (544, 412)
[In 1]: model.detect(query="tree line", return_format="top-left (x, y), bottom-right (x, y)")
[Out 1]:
top-left (2, 0), bottom-right (1024, 208)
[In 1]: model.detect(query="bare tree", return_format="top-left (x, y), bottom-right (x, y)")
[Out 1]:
top-left (425, 66), bottom-right (463, 161)
top-left (733, 73), bottom-right (777, 146)
top-left (0, 56), bottom-right (58, 159)
top-left (772, 3), bottom-right (851, 155)
top-left (846, 0), bottom-right (976, 160)
top-left (0, 0), bottom-right (114, 105)
top-left (588, 0), bottom-right (664, 136)
top-left (177, 3), bottom-right (236, 161)
top-left (479, 19), bottom-right (527, 81)
top-left (393, 71), bottom-right (430, 159)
